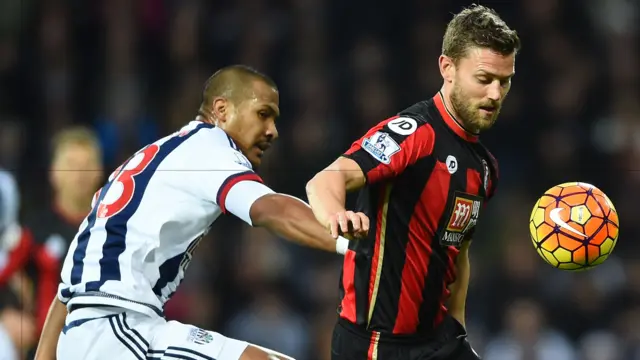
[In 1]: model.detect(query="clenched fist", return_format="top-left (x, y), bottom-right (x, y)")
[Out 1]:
top-left (327, 211), bottom-right (370, 239)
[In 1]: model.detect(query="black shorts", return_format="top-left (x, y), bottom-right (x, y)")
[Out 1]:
top-left (331, 316), bottom-right (481, 360)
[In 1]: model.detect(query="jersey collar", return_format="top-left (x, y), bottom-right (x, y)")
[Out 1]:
top-left (433, 92), bottom-right (479, 143)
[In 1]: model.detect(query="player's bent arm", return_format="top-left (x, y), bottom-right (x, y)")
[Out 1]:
top-left (34, 297), bottom-right (67, 360)
top-left (448, 240), bottom-right (471, 329)
top-left (305, 157), bottom-right (366, 225)
top-left (225, 180), bottom-right (349, 254)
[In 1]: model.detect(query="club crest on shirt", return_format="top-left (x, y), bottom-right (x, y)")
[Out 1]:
top-left (187, 327), bottom-right (213, 345)
top-left (361, 131), bottom-right (400, 165)
top-left (482, 159), bottom-right (490, 193)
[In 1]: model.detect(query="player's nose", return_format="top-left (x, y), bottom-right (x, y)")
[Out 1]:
top-left (266, 122), bottom-right (279, 140)
top-left (486, 82), bottom-right (503, 102)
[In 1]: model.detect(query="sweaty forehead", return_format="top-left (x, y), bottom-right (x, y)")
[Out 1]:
top-left (251, 80), bottom-right (278, 100)
top-left (460, 47), bottom-right (515, 76)
top-left (243, 80), bottom-right (280, 111)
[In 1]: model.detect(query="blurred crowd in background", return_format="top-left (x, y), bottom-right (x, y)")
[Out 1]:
top-left (0, 0), bottom-right (639, 359)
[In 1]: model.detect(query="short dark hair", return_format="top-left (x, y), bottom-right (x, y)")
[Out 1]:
top-left (442, 4), bottom-right (521, 62)
top-left (198, 65), bottom-right (278, 119)
top-left (201, 65), bottom-right (277, 104)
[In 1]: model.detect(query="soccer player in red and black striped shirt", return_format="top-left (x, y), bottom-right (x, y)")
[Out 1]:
top-left (307, 5), bottom-right (520, 360)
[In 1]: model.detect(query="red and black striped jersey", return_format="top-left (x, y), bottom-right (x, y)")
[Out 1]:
top-left (339, 92), bottom-right (499, 337)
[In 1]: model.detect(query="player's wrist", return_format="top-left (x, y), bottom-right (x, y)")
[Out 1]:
top-left (336, 236), bottom-right (349, 255)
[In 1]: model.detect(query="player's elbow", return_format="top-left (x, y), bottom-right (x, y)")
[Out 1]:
top-left (305, 177), bottom-right (321, 200)
top-left (249, 193), bottom-right (281, 227)
top-left (307, 157), bottom-right (364, 195)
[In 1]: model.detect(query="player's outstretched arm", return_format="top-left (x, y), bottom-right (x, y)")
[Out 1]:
top-left (306, 157), bottom-right (368, 238)
top-left (248, 193), bottom-right (350, 254)
top-left (208, 145), bottom-right (352, 254)
top-left (447, 240), bottom-right (472, 328)
top-left (34, 297), bottom-right (67, 360)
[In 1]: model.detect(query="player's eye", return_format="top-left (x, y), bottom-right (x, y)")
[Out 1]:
top-left (258, 110), bottom-right (269, 119)
top-left (476, 76), bottom-right (491, 84)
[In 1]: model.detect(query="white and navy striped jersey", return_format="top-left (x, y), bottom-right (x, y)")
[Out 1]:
top-left (57, 121), bottom-right (273, 317)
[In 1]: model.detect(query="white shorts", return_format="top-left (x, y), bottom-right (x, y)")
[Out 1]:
top-left (57, 306), bottom-right (249, 360)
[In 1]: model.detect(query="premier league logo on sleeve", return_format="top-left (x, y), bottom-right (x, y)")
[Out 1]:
top-left (362, 131), bottom-right (401, 164)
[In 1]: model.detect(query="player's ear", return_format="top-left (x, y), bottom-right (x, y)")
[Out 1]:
top-left (212, 97), bottom-right (229, 123)
top-left (439, 55), bottom-right (455, 84)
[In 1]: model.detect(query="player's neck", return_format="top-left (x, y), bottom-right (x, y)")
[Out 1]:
top-left (439, 86), bottom-right (461, 122)
top-left (195, 115), bottom-right (215, 125)
top-left (438, 86), bottom-right (478, 135)
top-left (53, 194), bottom-right (90, 224)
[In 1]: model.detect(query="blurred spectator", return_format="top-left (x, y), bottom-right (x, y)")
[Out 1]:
top-left (21, 127), bottom-right (103, 333)
top-left (226, 284), bottom-right (310, 360)
top-left (578, 330), bottom-right (623, 360)
top-left (483, 298), bottom-right (577, 360)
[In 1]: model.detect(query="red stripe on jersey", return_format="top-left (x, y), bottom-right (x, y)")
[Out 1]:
top-left (366, 124), bottom-right (435, 184)
top-left (216, 172), bottom-right (264, 213)
top-left (433, 168), bottom-right (483, 328)
top-left (339, 249), bottom-right (357, 323)
top-left (393, 161), bottom-right (451, 334)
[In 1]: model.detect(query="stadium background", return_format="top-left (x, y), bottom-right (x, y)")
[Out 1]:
top-left (0, 0), bottom-right (639, 359)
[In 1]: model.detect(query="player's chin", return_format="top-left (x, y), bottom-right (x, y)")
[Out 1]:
top-left (248, 149), bottom-right (264, 166)
top-left (474, 115), bottom-right (497, 131)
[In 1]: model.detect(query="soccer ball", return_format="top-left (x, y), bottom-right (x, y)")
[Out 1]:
top-left (529, 182), bottom-right (619, 271)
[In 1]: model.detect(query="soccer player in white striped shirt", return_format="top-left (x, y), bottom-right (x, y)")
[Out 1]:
top-left (34, 65), bottom-right (362, 360)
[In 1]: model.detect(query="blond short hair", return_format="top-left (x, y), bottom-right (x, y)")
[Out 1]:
top-left (51, 126), bottom-right (102, 160)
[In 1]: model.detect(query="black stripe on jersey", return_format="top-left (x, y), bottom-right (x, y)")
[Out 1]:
top-left (114, 314), bottom-right (147, 356)
top-left (109, 316), bottom-right (144, 360)
top-left (121, 312), bottom-right (149, 347)
top-left (416, 165), bottom-right (465, 333)
top-left (148, 347), bottom-right (215, 360)
top-left (471, 143), bottom-right (499, 200)
top-left (366, 155), bottom-right (437, 332)
top-left (349, 184), bottom-right (381, 325)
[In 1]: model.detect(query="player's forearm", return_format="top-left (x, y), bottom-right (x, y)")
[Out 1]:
top-left (306, 171), bottom-right (348, 224)
top-left (448, 242), bottom-right (471, 328)
top-left (34, 297), bottom-right (67, 360)
top-left (251, 194), bottom-right (347, 253)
